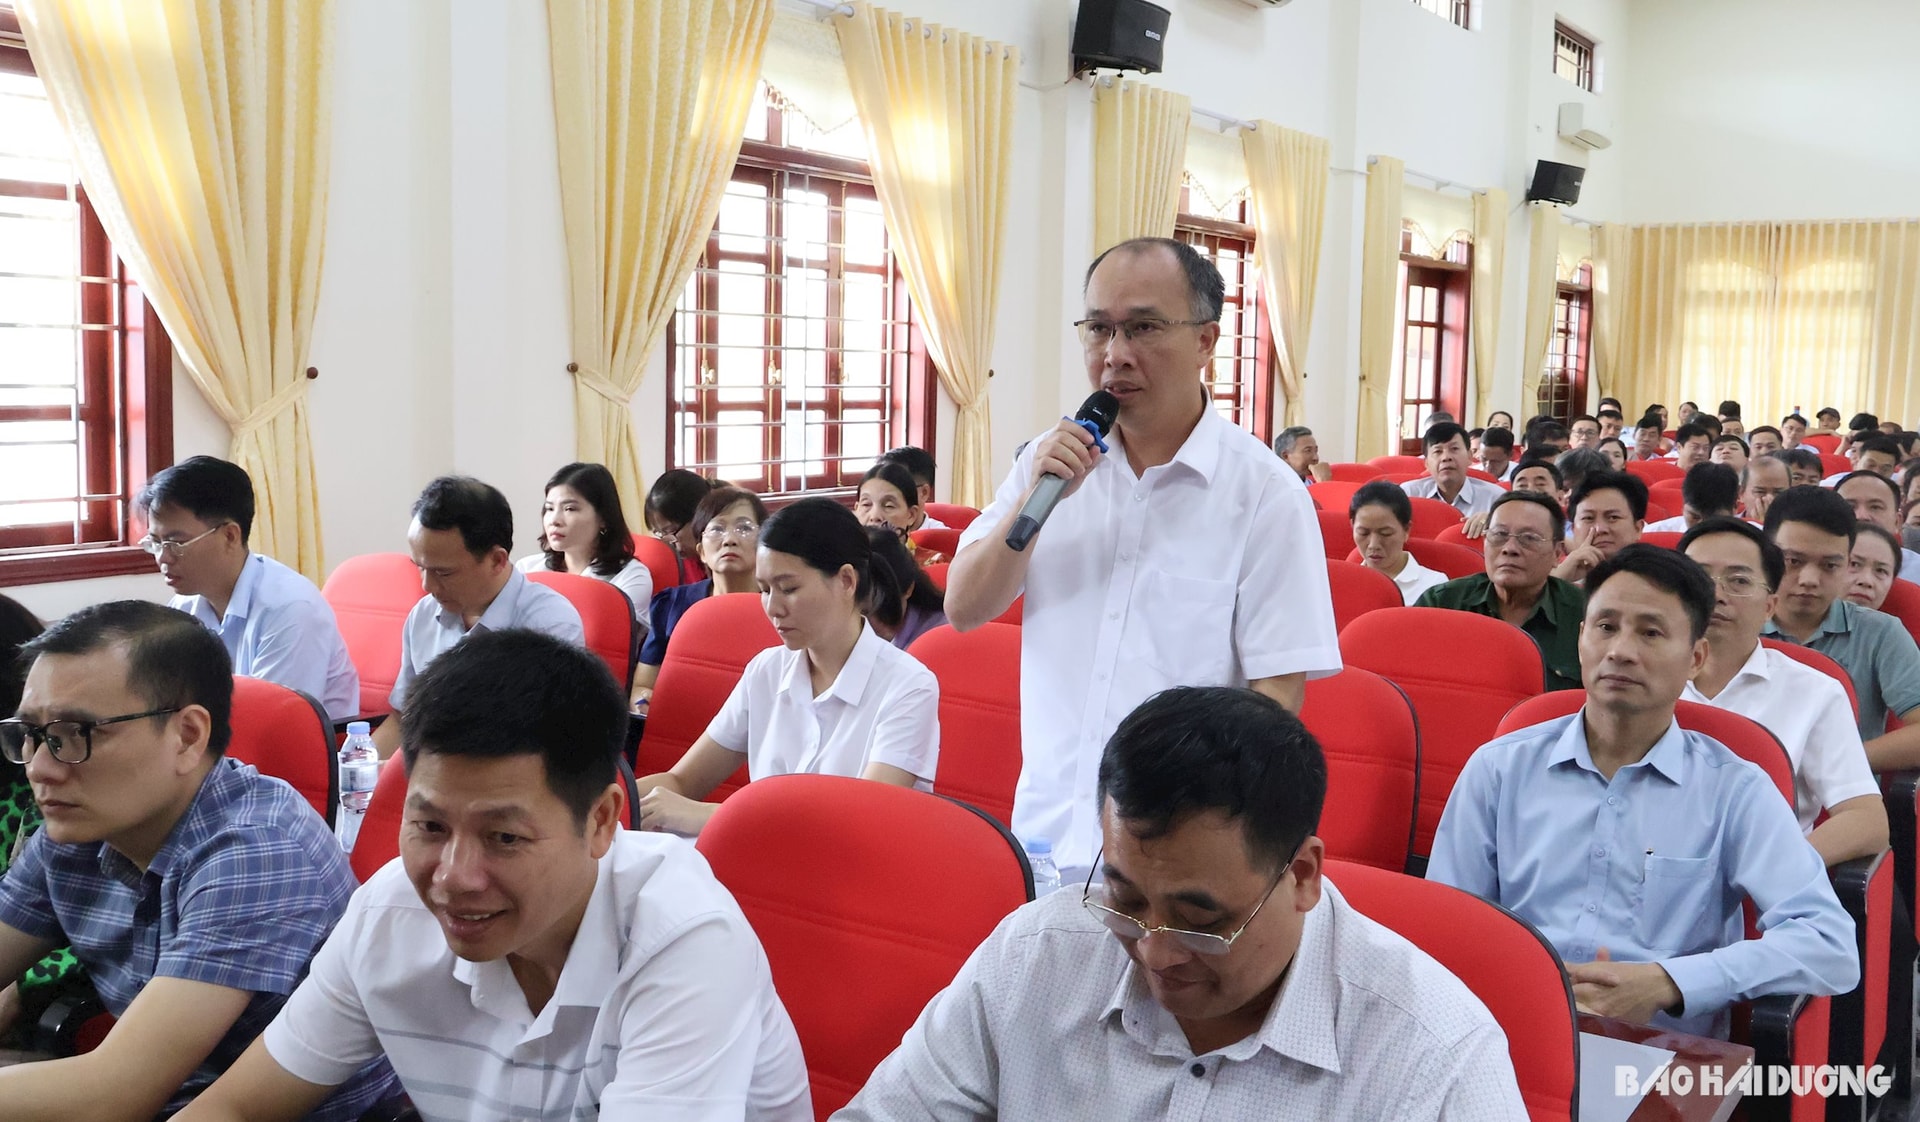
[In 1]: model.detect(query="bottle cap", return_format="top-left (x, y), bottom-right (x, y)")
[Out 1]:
top-left (1024, 836), bottom-right (1052, 856)
top-left (347, 721), bottom-right (371, 737)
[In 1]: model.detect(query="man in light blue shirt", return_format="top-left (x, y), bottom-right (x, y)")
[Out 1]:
top-left (1429, 544), bottom-right (1857, 1038)
top-left (139, 457), bottom-right (360, 721)
top-left (372, 477), bottom-right (583, 757)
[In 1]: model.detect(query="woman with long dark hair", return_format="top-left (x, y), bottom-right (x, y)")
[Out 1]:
top-left (516, 462), bottom-right (653, 627)
top-left (635, 498), bottom-right (939, 836)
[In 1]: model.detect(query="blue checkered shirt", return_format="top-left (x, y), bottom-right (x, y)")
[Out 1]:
top-left (0, 758), bottom-right (394, 1119)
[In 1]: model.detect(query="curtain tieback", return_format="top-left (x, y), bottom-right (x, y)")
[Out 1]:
top-left (570, 363), bottom-right (633, 407)
top-left (230, 380), bottom-right (310, 443)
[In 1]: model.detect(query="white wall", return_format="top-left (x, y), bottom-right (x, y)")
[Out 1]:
top-left (1623, 0), bottom-right (1920, 224)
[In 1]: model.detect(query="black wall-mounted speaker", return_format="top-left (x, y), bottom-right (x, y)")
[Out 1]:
top-left (1527, 160), bottom-right (1585, 206)
top-left (1072, 0), bottom-right (1171, 75)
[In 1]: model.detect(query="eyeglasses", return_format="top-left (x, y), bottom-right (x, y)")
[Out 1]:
top-left (1080, 852), bottom-right (1290, 957)
top-left (701, 519), bottom-right (760, 542)
top-left (0, 708), bottom-right (182, 765)
top-left (136, 523), bottom-right (228, 561)
top-left (1484, 529), bottom-right (1554, 552)
top-left (1073, 317), bottom-right (1212, 350)
top-left (1706, 571), bottom-right (1770, 597)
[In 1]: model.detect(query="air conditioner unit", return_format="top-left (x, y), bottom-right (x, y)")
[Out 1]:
top-left (1557, 102), bottom-right (1612, 150)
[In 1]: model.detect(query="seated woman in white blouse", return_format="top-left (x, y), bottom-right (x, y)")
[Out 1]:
top-left (514, 462), bottom-right (653, 629)
top-left (635, 497), bottom-right (941, 836)
top-left (1350, 480), bottom-right (1447, 605)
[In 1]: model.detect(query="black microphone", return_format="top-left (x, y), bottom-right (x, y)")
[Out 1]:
top-left (1006, 390), bottom-right (1121, 552)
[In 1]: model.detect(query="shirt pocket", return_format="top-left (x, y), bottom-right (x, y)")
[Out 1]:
top-left (1635, 854), bottom-right (1722, 950)
top-left (1142, 571), bottom-right (1238, 683)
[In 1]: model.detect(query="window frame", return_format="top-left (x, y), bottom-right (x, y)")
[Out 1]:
top-left (1410, 0), bottom-right (1471, 30)
top-left (0, 8), bottom-right (174, 586)
top-left (1173, 197), bottom-right (1275, 444)
top-left (1392, 234), bottom-right (1472, 455)
top-left (1553, 21), bottom-right (1597, 93)
top-left (1538, 264), bottom-right (1594, 427)
top-left (664, 94), bottom-right (934, 504)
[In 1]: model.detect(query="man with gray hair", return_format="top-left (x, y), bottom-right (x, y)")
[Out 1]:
top-left (1272, 426), bottom-right (1327, 484)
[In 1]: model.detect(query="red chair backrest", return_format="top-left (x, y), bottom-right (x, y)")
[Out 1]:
top-left (923, 503), bottom-right (980, 530)
top-left (1368, 454), bottom-right (1427, 473)
top-left (908, 527), bottom-right (962, 558)
top-left (1379, 471), bottom-right (1424, 484)
top-left (1305, 480), bottom-right (1363, 513)
top-left (1802, 433), bottom-right (1841, 454)
top-left (1877, 579), bottom-right (1920, 648)
top-left (525, 570), bottom-right (635, 690)
top-left (1762, 638), bottom-right (1860, 719)
top-left (1326, 462), bottom-right (1383, 482)
top-left (1819, 453), bottom-right (1852, 478)
top-left (1433, 522), bottom-right (1477, 549)
top-left (630, 534), bottom-right (682, 593)
top-left (912, 623), bottom-right (1021, 827)
top-left (1340, 608), bottom-right (1545, 858)
top-left (1497, 692), bottom-right (1795, 803)
top-left (321, 553), bottom-right (423, 718)
top-left (1328, 861), bottom-right (1577, 1122)
top-left (634, 594), bottom-right (779, 800)
top-left (1326, 560), bottom-right (1402, 631)
top-left (349, 753), bottom-right (409, 882)
top-left (1316, 508), bottom-right (1355, 561)
top-left (922, 562), bottom-right (949, 590)
top-left (1406, 496), bottom-right (1465, 539)
top-left (1346, 539), bottom-right (1484, 582)
top-left (1303, 670), bottom-right (1419, 872)
top-left (1637, 531), bottom-right (1685, 550)
top-left (1625, 459), bottom-right (1683, 483)
top-left (1463, 467), bottom-right (1503, 484)
top-left (228, 676), bottom-right (336, 828)
top-left (1649, 479), bottom-right (1686, 508)
top-left (1642, 500), bottom-right (1673, 524)
top-left (697, 775), bottom-right (1030, 1120)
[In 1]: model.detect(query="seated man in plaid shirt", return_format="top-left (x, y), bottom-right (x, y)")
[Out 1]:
top-left (0, 601), bottom-right (393, 1121)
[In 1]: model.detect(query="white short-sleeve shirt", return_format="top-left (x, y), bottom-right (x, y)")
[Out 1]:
top-left (1399, 475), bottom-right (1506, 516)
top-left (956, 407), bottom-right (1341, 872)
top-left (515, 553), bottom-right (654, 631)
top-left (704, 621), bottom-right (940, 787)
top-left (261, 833), bottom-right (810, 1122)
top-left (390, 567), bottom-right (584, 709)
top-left (1389, 554), bottom-right (1450, 606)
top-left (1682, 641), bottom-right (1881, 833)
top-left (171, 553), bottom-right (361, 721)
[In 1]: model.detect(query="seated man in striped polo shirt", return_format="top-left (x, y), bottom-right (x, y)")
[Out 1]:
top-left (180, 629), bottom-right (810, 1122)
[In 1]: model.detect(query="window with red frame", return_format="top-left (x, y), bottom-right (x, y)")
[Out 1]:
top-left (1411, 0), bottom-right (1471, 30)
top-left (0, 9), bottom-right (172, 585)
top-left (667, 82), bottom-right (933, 500)
top-left (1393, 224), bottom-right (1472, 454)
top-left (1174, 194), bottom-right (1274, 443)
top-left (1538, 264), bottom-right (1593, 427)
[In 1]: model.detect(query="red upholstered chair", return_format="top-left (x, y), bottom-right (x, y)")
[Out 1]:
top-left (923, 502), bottom-right (980, 530)
top-left (228, 676), bottom-right (336, 828)
top-left (321, 553), bottom-right (422, 719)
top-left (1378, 471), bottom-right (1424, 484)
top-left (1637, 531), bottom-right (1685, 550)
top-left (525, 570), bottom-right (636, 690)
top-left (1432, 522), bottom-right (1478, 549)
top-left (1326, 462), bottom-right (1384, 482)
top-left (1649, 479), bottom-right (1686, 511)
top-left (1316, 508), bottom-right (1355, 561)
top-left (349, 754), bottom-right (409, 882)
top-left (1405, 496), bottom-right (1465, 539)
top-left (1463, 466), bottom-right (1503, 484)
top-left (908, 527), bottom-right (962, 559)
top-left (912, 623), bottom-right (1020, 827)
top-left (1339, 607), bottom-right (1544, 866)
top-left (633, 593), bottom-right (779, 801)
top-left (1819, 452), bottom-right (1853, 478)
top-left (1642, 500), bottom-right (1674, 524)
top-left (1878, 578), bottom-right (1920, 647)
top-left (1328, 861), bottom-right (1577, 1122)
top-left (1345, 540), bottom-right (1483, 582)
top-left (697, 775), bottom-right (1031, 1120)
top-left (630, 534), bottom-right (682, 593)
top-left (1304, 480), bottom-right (1363, 514)
top-left (1303, 670), bottom-right (1419, 873)
top-left (1802, 433), bottom-right (1841, 454)
top-left (1325, 560), bottom-right (1402, 632)
top-left (1368, 454), bottom-right (1427, 473)
top-left (1625, 459), bottom-right (1683, 483)
top-left (921, 562), bottom-right (948, 590)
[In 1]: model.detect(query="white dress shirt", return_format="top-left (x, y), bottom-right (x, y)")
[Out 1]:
top-left (835, 881), bottom-right (1528, 1122)
top-left (1643, 515), bottom-right (1690, 533)
top-left (262, 834), bottom-right (810, 1122)
top-left (1387, 554), bottom-right (1450, 606)
top-left (1681, 642), bottom-right (1880, 833)
top-left (1399, 475), bottom-right (1506, 516)
top-left (958, 408), bottom-right (1341, 873)
top-left (171, 553), bottom-right (360, 721)
top-left (514, 553), bottom-right (655, 630)
top-left (390, 568), bottom-right (584, 709)
top-left (706, 621), bottom-right (940, 788)
top-left (1901, 548), bottom-right (1920, 586)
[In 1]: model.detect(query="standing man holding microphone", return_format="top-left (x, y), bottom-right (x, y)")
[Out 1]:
top-left (946, 238), bottom-right (1341, 883)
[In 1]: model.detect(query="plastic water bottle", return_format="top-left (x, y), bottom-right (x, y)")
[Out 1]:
top-left (1025, 837), bottom-right (1062, 896)
top-left (336, 721), bottom-right (380, 854)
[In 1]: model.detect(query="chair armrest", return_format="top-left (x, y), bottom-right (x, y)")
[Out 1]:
top-left (1882, 769), bottom-right (1918, 913)
top-left (28, 992), bottom-right (109, 1056)
top-left (1746, 992), bottom-right (1832, 1122)
top-left (1829, 850), bottom-right (1887, 920)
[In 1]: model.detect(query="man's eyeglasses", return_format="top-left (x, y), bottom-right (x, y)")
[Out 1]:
top-left (701, 520), bottom-right (760, 542)
top-left (1706, 571), bottom-right (1770, 597)
top-left (1484, 529), bottom-right (1554, 552)
top-left (0, 708), bottom-right (182, 765)
top-left (136, 523), bottom-right (228, 561)
top-left (1080, 852), bottom-right (1291, 957)
top-left (1073, 317), bottom-right (1212, 350)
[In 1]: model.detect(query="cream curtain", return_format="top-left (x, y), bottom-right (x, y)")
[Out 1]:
top-left (1609, 219), bottom-right (1920, 425)
top-left (1470, 189), bottom-right (1509, 427)
top-left (1356, 156), bottom-right (1404, 460)
top-left (18, 0), bottom-right (333, 578)
top-left (1591, 223), bottom-right (1632, 404)
top-left (1093, 79), bottom-right (1190, 252)
top-left (837, 5), bottom-right (1017, 509)
top-left (1519, 203), bottom-right (1564, 420)
top-left (1240, 122), bottom-right (1328, 429)
top-left (548, 0), bottom-right (772, 514)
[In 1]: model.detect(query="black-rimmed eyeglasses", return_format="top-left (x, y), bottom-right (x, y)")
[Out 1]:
top-left (0, 708), bottom-right (182, 765)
